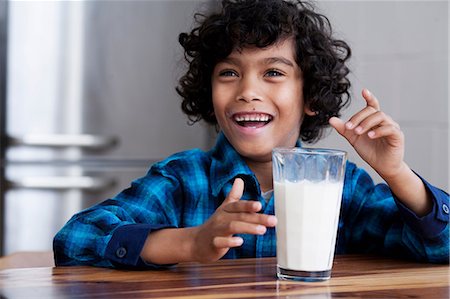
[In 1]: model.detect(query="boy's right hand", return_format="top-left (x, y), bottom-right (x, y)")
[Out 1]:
top-left (190, 178), bottom-right (277, 263)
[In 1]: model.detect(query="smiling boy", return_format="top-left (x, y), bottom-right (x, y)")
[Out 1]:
top-left (54, 0), bottom-right (449, 268)
top-left (212, 39), bottom-right (308, 192)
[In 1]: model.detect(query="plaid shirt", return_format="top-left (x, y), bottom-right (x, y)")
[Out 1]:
top-left (53, 132), bottom-right (449, 268)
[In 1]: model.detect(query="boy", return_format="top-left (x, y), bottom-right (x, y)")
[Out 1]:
top-left (54, 0), bottom-right (449, 268)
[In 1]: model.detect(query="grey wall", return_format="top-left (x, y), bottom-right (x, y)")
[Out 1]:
top-left (80, 0), bottom-right (217, 160)
top-left (312, 1), bottom-right (449, 191)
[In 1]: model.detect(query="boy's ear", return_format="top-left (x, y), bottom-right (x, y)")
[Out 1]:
top-left (303, 105), bottom-right (316, 116)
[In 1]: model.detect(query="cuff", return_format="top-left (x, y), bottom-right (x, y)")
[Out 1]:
top-left (105, 223), bottom-right (176, 269)
top-left (394, 175), bottom-right (449, 239)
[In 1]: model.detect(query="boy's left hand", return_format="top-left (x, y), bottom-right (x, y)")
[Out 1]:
top-left (329, 88), bottom-right (406, 180)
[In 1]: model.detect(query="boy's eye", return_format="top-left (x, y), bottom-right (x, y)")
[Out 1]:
top-left (219, 70), bottom-right (238, 77)
top-left (265, 69), bottom-right (284, 77)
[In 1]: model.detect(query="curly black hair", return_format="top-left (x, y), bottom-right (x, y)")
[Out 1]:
top-left (176, 0), bottom-right (351, 143)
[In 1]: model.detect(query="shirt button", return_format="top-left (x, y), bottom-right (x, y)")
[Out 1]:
top-left (443, 204), bottom-right (449, 214)
top-left (116, 247), bottom-right (127, 258)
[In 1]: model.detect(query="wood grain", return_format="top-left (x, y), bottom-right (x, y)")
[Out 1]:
top-left (0, 251), bottom-right (54, 270)
top-left (0, 255), bottom-right (447, 298)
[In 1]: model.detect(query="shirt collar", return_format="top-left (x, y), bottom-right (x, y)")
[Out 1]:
top-left (210, 132), bottom-right (257, 197)
top-left (209, 132), bottom-right (302, 197)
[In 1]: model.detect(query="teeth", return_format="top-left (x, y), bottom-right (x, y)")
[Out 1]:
top-left (234, 113), bottom-right (271, 122)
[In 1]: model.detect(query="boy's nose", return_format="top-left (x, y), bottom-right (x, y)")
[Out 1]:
top-left (236, 76), bottom-right (262, 103)
top-left (237, 95), bottom-right (261, 103)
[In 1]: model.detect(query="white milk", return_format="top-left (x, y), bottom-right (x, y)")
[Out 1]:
top-left (274, 180), bottom-right (343, 272)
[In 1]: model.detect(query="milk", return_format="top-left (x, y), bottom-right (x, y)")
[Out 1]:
top-left (274, 180), bottom-right (343, 272)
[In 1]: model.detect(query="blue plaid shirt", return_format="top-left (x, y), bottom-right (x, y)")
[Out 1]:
top-left (53, 132), bottom-right (449, 268)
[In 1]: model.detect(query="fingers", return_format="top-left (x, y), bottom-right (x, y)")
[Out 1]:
top-left (216, 213), bottom-right (277, 233)
top-left (208, 214), bottom-right (277, 251)
top-left (362, 88), bottom-right (380, 110)
top-left (213, 177), bottom-right (277, 243)
top-left (221, 178), bottom-right (263, 213)
top-left (366, 123), bottom-right (403, 141)
top-left (222, 178), bottom-right (244, 206)
top-left (329, 116), bottom-right (346, 137)
top-left (328, 89), bottom-right (380, 137)
top-left (334, 88), bottom-right (400, 139)
top-left (351, 111), bottom-right (391, 136)
top-left (345, 89), bottom-right (380, 132)
top-left (199, 177), bottom-right (277, 260)
top-left (224, 200), bottom-right (262, 213)
top-left (218, 215), bottom-right (276, 236)
top-left (227, 221), bottom-right (268, 235)
top-left (213, 236), bottom-right (243, 249)
top-left (222, 180), bottom-right (277, 228)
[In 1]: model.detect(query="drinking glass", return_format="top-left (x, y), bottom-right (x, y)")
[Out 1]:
top-left (273, 147), bottom-right (347, 281)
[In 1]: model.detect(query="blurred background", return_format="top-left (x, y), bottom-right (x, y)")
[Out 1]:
top-left (0, 0), bottom-right (448, 256)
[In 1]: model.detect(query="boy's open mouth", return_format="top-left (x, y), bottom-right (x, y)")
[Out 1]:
top-left (232, 113), bottom-right (273, 128)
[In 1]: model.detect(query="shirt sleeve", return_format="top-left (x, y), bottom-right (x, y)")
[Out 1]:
top-left (338, 162), bottom-right (449, 263)
top-left (394, 174), bottom-right (449, 238)
top-left (104, 223), bottom-right (175, 269)
top-left (53, 163), bottom-right (184, 268)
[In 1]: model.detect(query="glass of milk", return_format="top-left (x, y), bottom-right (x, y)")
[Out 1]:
top-left (272, 147), bottom-right (347, 281)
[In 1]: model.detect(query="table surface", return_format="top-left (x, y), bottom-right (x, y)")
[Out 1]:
top-left (0, 255), bottom-right (448, 298)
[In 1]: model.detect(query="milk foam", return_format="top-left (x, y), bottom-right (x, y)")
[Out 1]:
top-left (274, 180), bottom-right (343, 272)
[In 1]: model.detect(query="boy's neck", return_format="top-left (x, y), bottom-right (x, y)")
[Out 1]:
top-left (245, 159), bottom-right (273, 193)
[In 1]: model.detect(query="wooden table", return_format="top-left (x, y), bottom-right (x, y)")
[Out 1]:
top-left (0, 255), bottom-right (448, 298)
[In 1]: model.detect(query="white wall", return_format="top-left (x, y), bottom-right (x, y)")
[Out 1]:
top-left (312, 1), bottom-right (449, 191)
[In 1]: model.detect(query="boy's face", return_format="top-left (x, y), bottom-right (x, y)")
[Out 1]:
top-left (212, 38), bottom-right (309, 164)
